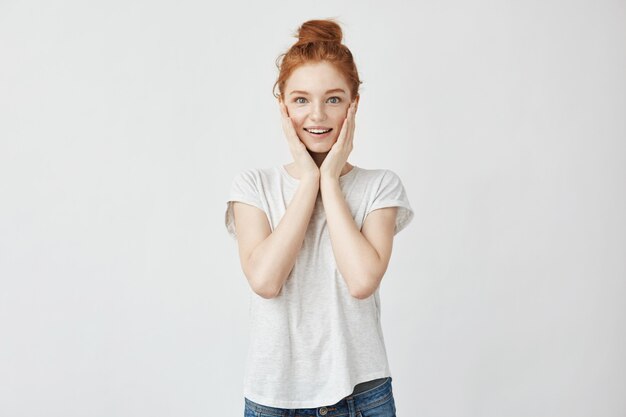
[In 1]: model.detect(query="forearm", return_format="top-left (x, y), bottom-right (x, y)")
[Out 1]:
top-left (320, 177), bottom-right (382, 298)
top-left (248, 176), bottom-right (319, 297)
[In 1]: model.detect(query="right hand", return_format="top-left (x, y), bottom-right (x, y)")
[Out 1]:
top-left (278, 98), bottom-right (320, 181)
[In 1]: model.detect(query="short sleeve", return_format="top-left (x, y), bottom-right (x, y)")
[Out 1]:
top-left (365, 170), bottom-right (414, 235)
top-left (224, 169), bottom-right (266, 240)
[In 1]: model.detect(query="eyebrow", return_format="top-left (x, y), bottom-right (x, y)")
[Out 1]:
top-left (289, 88), bottom-right (347, 96)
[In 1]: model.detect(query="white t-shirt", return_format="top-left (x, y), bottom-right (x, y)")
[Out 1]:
top-left (225, 164), bottom-right (414, 409)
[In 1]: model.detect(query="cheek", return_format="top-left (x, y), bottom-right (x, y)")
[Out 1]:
top-left (287, 103), bottom-right (304, 114)
top-left (288, 113), bottom-right (307, 129)
top-left (331, 108), bottom-right (349, 124)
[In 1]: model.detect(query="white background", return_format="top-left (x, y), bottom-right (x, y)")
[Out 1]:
top-left (1, 1), bottom-right (625, 416)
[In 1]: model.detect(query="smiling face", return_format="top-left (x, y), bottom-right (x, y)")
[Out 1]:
top-left (282, 61), bottom-right (355, 153)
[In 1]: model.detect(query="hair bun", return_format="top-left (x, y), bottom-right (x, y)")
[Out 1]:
top-left (274, 18), bottom-right (361, 100)
top-left (295, 19), bottom-right (343, 45)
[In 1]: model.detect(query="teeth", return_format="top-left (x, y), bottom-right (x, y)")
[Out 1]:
top-left (306, 128), bottom-right (331, 134)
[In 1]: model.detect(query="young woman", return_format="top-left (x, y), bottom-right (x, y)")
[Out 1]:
top-left (225, 18), bottom-right (414, 417)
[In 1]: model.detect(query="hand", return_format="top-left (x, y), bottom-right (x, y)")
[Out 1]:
top-left (278, 98), bottom-right (320, 181)
top-left (320, 100), bottom-right (357, 181)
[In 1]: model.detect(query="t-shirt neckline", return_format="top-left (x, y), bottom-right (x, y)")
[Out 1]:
top-left (279, 164), bottom-right (359, 185)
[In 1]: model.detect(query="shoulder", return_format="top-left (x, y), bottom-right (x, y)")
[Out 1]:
top-left (354, 166), bottom-right (404, 186)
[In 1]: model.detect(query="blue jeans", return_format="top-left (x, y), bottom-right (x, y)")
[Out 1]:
top-left (244, 376), bottom-right (396, 417)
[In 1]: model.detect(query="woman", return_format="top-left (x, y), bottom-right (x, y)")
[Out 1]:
top-left (225, 18), bottom-right (414, 417)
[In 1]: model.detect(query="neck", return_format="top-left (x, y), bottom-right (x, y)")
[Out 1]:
top-left (309, 150), bottom-right (328, 167)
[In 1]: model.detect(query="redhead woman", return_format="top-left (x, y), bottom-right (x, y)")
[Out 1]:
top-left (225, 18), bottom-right (414, 417)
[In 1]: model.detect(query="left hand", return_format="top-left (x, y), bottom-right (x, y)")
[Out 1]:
top-left (320, 100), bottom-right (358, 180)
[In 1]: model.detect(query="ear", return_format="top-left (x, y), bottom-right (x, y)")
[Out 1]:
top-left (354, 95), bottom-right (360, 110)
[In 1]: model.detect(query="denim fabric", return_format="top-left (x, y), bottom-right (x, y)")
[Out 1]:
top-left (244, 377), bottom-right (396, 417)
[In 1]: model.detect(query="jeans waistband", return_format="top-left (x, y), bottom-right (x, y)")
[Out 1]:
top-left (244, 376), bottom-right (393, 416)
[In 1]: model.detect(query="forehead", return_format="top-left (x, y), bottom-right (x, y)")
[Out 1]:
top-left (285, 61), bottom-right (349, 94)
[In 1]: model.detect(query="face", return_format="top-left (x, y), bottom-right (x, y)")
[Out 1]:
top-left (281, 61), bottom-right (357, 153)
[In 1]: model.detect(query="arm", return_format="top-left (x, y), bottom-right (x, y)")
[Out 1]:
top-left (320, 176), bottom-right (398, 299)
top-left (233, 175), bottom-right (319, 299)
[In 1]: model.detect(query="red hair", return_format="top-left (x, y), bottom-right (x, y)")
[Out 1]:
top-left (273, 18), bottom-right (362, 101)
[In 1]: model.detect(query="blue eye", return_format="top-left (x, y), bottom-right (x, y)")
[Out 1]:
top-left (294, 97), bottom-right (342, 104)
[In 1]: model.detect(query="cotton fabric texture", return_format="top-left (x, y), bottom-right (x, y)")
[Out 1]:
top-left (225, 164), bottom-right (414, 409)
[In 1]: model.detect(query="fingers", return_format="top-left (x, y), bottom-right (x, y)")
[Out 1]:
top-left (278, 100), bottom-right (306, 153)
top-left (348, 101), bottom-right (356, 144)
top-left (278, 101), bottom-right (294, 133)
top-left (349, 101), bottom-right (356, 141)
top-left (278, 99), bottom-right (289, 119)
top-left (336, 114), bottom-right (349, 145)
top-left (337, 101), bottom-right (357, 146)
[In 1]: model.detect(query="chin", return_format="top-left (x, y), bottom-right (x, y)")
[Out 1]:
top-left (303, 137), bottom-right (338, 152)
top-left (305, 143), bottom-right (334, 154)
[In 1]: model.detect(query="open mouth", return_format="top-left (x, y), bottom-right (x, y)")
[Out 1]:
top-left (303, 127), bottom-right (333, 136)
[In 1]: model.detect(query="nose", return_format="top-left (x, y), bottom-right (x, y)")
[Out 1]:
top-left (309, 102), bottom-right (327, 122)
